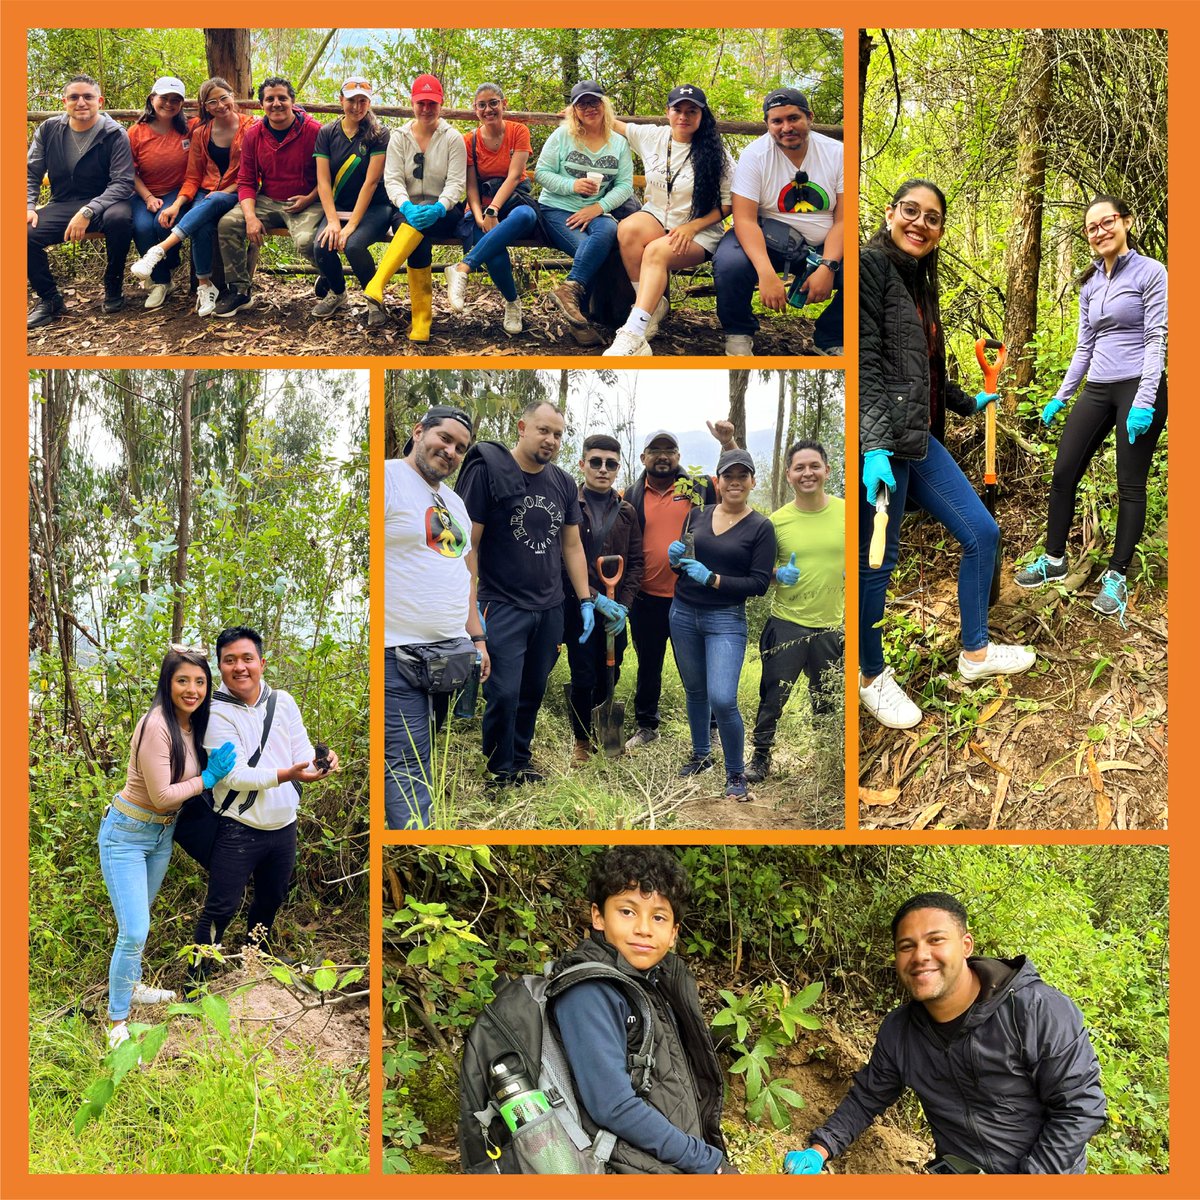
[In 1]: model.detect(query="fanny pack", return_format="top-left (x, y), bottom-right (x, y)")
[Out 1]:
top-left (760, 217), bottom-right (825, 307)
top-left (393, 638), bottom-right (479, 694)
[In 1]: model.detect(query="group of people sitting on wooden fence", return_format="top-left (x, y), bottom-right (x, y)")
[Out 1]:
top-left (27, 71), bottom-right (844, 356)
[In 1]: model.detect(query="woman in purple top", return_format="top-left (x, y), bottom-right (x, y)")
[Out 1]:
top-left (1014, 195), bottom-right (1167, 622)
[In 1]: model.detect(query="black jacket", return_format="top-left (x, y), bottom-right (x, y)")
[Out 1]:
top-left (859, 244), bottom-right (976, 461)
top-left (26, 113), bottom-right (134, 216)
top-left (810, 956), bottom-right (1107, 1174)
top-left (573, 485), bottom-right (644, 609)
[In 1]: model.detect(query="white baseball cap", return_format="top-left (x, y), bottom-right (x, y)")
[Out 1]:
top-left (151, 76), bottom-right (187, 98)
top-left (341, 77), bottom-right (373, 99)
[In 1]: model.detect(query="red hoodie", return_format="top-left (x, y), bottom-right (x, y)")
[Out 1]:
top-left (236, 108), bottom-right (319, 202)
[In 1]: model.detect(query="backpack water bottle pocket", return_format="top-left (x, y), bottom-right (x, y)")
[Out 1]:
top-left (509, 1108), bottom-right (598, 1174)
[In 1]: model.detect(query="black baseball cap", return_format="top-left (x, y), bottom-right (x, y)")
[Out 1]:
top-left (763, 87), bottom-right (811, 116)
top-left (403, 405), bottom-right (474, 455)
top-left (716, 449), bottom-right (756, 476)
top-left (668, 84), bottom-right (707, 109)
top-left (569, 80), bottom-right (605, 104)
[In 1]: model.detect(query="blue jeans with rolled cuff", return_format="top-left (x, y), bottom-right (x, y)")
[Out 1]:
top-left (131, 187), bottom-right (185, 284)
top-left (172, 189), bottom-right (240, 278)
top-left (463, 205), bottom-right (539, 302)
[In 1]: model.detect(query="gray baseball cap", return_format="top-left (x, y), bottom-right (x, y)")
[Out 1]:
top-left (642, 430), bottom-right (680, 451)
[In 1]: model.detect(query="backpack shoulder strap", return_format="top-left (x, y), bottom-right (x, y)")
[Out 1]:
top-left (216, 690), bottom-right (280, 816)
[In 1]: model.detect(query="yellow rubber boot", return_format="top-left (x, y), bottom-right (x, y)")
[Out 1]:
top-left (364, 224), bottom-right (424, 304)
top-left (408, 266), bottom-right (434, 342)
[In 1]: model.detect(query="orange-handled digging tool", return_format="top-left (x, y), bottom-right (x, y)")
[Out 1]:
top-left (975, 337), bottom-right (1007, 606)
top-left (591, 554), bottom-right (627, 757)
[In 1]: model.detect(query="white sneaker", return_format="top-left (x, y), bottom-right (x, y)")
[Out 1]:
top-left (958, 643), bottom-right (1036, 682)
top-left (107, 1023), bottom-right (131, 1051)
top-left (644, 295), bottom-right (670, 341)
top-left (502, 299), bottom-right (523, 335)
top-left (195, 281), bottom-right (220, 318)
top-left (131, 982), bottom-right (178, 1006)
top-left (144, 281), bottom-right (172, 310)
top-left (725, 334), bottom-right (754, 356)
top-left (130, 243), bottom-right (167, 281)
top-left (604, 328), bottom-right (652, 357)
top-left (445, 264), bottom-right (469, 311)
top-left (859, 667), bottom-right (922, 729)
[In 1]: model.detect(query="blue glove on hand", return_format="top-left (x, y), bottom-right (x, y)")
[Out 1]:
top-left (201, 741), bottom-right (236, 789)
top-left (1126, 405), bottom-right (1155, 443)
top-left (594, 593), bottom-right (627, 634)
top-left (399, 201), bottom-right (422, 228)
top-left (410, 202), bottom-right (446, 231)
top-left (679, 558), bottom-right (714, 587)
top-left (605, 603), bottom-right (628, 635)
top-left (783, 1149), bottom-right (825, 1175)
top-left (1041, 397), bottom-right (1066, 426)
top-left (667, 539), bottom-right (687, 568)
top-left (862, 448), bottom-right (895, 504)
top-left (975, 391), bottom-right (999, 411)
top-left (776, 552), bottom-right (800, 587)
top-left (579, 600), bottom-right (595, 643)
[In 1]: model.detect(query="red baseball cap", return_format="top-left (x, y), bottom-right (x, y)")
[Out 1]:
top-left (411, 74), bottom-right (444, 103)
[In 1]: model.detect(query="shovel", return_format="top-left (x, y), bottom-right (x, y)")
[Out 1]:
top-left (868, 489), bottom-right (889, 569)
top-left (975, 337), bottom-right (1007, 606)
top-left (590, 554), bottom-right (626, 757)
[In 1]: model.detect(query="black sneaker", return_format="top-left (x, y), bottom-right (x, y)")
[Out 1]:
top-left (1014, 553), bottom-right (1068, 589)
top-left (102, 290), bottom-right (125, 314)
top-left (512, 767), bottom-right (547, 785)
top-left (678, 754), bottom-right (715, 778)
top-left (214, 289), bottom-right (254, 318)
top-left (725, 772), bottom-right (751, 802)
top-left (27, 293), bottom-right (65, 329)
top-left (744, 755), bottom-right (771, 784)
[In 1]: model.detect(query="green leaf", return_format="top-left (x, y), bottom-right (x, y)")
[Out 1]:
top-left (140, 1023), bottom-right (169, 1062)
top-left (796, 1013), bottom-right (823, 1030)
top-left (108, 1037), bottom-right (143, 1086)
top-left (792, 980), bottom-right (824, 1008)
top-left (201, 992), bottom-right (232, 1039)
top-left (337, 968), bottom-right (365, 989)
top-left (711, 1010), bottom-right (737, 1027)
top-left (313, 966), bottom-right (338, 992)
top-left (270, 964), bottom-right (296, 986)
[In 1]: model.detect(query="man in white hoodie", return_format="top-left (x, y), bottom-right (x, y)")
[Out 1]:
top-left (193, 626), bottom-right (338, 978)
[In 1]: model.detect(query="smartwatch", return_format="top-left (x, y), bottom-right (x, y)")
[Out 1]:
top-left (484, 206), bottom-right (499, 218)
top-left (818, 257), bottom-right (839, 272)
top-left (79, 206), bottom-right (95, 221)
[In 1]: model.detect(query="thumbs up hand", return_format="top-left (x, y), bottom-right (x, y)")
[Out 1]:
top-left (776, 553), bottom-right (800, 587)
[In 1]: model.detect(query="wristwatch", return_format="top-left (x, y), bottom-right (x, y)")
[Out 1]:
top-left (818, 257), bottom-right (839, 272)
top-left (484, 206), bottom-right (499, 218)
top-left (78, 205), bottom-right (95, 220)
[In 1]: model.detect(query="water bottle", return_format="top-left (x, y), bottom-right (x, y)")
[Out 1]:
top-left (489, 1056), bottom-right (552, 1131)
top-left (488, 1056), bottom-right (584, 1173)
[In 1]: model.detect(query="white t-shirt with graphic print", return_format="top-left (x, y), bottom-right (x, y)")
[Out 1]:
top-left (732, 129), bottom-right (843, 247)
top-left (384, 457), bottom-right (474, 647)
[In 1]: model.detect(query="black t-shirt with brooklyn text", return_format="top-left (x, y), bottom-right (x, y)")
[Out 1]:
top-left (457, 460), bottom-right (582, 611)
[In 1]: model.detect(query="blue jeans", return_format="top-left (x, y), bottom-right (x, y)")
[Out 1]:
top-left (384, 648), bottom-right (449, 830)
top-left (464, 205), bottom-right (539, 301)
top-left (668, 599), bottom-right (749, 775)
top-left (132, 187), bottom-right (185, 284)
top-left (313, 203), bottom-right (396, 292)
top-left (98, 802), bottom-right (175, 1021)
top-left (174, 189), bottom-right (239, 278)
top-left (540, 206), bottom-right (619, 289)
top-left (858, 436), bottom-right (999, 677)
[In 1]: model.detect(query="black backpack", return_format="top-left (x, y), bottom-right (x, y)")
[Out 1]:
top-left (458, 961), bottom-right (656, 1174)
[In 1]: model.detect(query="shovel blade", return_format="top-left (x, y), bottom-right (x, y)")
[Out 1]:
top-left (592, 698), bottom-right (626, 758)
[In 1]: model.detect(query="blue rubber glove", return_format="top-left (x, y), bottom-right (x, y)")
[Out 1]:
top-left (201, 741), bottom-right (236, 789)
top-left (679, 557), bottom-right (714, 587)
top-left (783, 1149), bottom-right (825, 1175)
top-left (579, 600), bottom-right (595, 643)
top-left (411, 202), bottom-right (446, 231)
top-left (974, 391), bottom-right (999, 411)
top-left (667, 539), bottom-right (687, 568)
top-left (1041, 397), bottom-right (1066, 425)
top-left (604, 602), bottom-right (628, 635)
top-left (399, 201), bottom-right (423, 228)
top-left (1126, 405), bottom-right (1154, 443)
top-left (776, 552), bottom-right (800, 587)
top-left (594, 593), bottom-right (624, 624)
top-left (862, 448), bottom-right (895, 504)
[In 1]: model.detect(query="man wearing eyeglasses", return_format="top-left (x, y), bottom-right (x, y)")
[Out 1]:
top-left (563, 435), bottom-right (644, 765)
top-left (27, 74), bottom-right (135, 329)
top-left (713, 87), bottom-right (844, 356)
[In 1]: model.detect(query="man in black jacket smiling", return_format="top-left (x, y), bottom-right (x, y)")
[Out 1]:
top-left (785, 891), bottom-right (1106, 1175)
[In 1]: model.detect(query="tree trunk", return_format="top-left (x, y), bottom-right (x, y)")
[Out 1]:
top-left (1002, 28), bottom-right (1055, 401)
top-left (558, 369), bottom-right (569, 411)
top-left (858, 29), bottom-right (876, 167)
top-left (728, 370), bottom-right (749, 450)
top-left (770, 372), bottom-right (786, 509)
top-left (296, 29), bottom-right (338, 93)
top-left (172, 370), bottom-right (194, 643)
top-left (205, 29), bottom-right (253, 99)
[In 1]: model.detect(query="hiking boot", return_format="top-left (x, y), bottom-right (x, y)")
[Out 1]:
top-left (625, 727), bottom-right (658, 752)
top-left (744, 754), bottom-right (771, 784)
top-left (214, 289), bottom-right (253, 318)
top-left (603, 328), bottom-right (652, 357)
top-left (312, 289), bottom-right (348, 318)
top-left (725, 772), bottom-right (751, 802)
top-left (445, 263), bottom-right (470, 311)
top-left (502, 299), bottom-right (523, 335)
top-left (1014, 553), bottom-right (1068, 589)
top-left (571, 739), bottom-right (591, 768)
top-left (569, 321), bottom-right (604, 347)
top-left (512, 767), bottom-right (547, 786)
top-left (550, 280), bottom-right (588, 326)
top-left (725, 333), bottom-right (754, 356)
top-left (130, 242), bottom-right (167, 282)
top-left (678, 753), bottom-right (715, 778)
top-left (195, 281), bottom-right (220, 318)
top-left (859, 667), bottom-right (922, 729)
top-left (365, 297), bottom-right (388, 327)
top-left (131, 983), bottom-right (177, 1006)
top-left (144, 281), bottom-right (172, 310)
top-left (27, 294), bottom-right (65, 329)
top-left (1091, 569), bottom-right (1128, 623)
top-left (103, 290), bottom-right (126, 314)
top-left (644, 295), bottom-right (670, 341)
top-left (958, 642), bottom-right (1036, 682)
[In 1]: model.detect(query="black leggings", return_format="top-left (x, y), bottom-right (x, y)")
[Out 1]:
top-left (1045, 375), bottom-right (1167, 574)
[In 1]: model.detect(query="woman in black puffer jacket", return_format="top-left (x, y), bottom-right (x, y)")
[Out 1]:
top-left (858, 179), bottom-right (1035, 730)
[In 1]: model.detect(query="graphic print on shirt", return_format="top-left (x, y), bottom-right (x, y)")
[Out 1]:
top-left (426, 504), bottom-right (468, 558)
top-left (510, 493), bottom-right (565, 554)
top-left (563, 149), bottom-right (619, 179)
top-left (778, 173), bottom-right (830, 214)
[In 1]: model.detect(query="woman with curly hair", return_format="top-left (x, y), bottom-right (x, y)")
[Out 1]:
top-left (605, 85), bottom-right (733, 356)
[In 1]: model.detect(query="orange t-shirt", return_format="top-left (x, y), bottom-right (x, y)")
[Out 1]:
top-left (640, 483), bottom-right (697, 598)
top-left (463, 121), bottom-right (531, 183)
top-left (128, 117), bottom-right (199, 196)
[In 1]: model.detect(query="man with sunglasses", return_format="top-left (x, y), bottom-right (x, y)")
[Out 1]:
top-left (713, 87), bottom-right (844, 356)
top-left (563, 436), bottom-right (644, 764)
top-left (385, 405), bottom-right (487, 828)
top-left (27, 74), bottom-right (135, 329)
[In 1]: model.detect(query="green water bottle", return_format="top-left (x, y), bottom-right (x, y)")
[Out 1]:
top-left (489, 1056), bottom-right (583, 1173)
top-left (489, 1056), bottom-right (552, 1131)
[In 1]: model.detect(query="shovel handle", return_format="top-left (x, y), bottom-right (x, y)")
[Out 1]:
top-left (974, 337), bottom-right (1007, 395)
top-left (595, 553), bottom-right (625, 601)
top-left (985, 403), bottom-right (997, 484)
top-left (868, 495), bottom-right (888, 569)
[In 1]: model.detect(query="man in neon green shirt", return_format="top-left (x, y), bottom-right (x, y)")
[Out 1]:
top-left (747, 440), bottom-right (844, 783)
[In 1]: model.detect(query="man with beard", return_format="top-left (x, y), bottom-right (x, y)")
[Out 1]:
top-left (713, 88), bottom-right (844, 356)
top-left (456, 400), bottom-right (594, 785)
top-left (784, 893), bottom-right (1106, 1176)
top-left (384, 405), bottom-right (489, 828)
top-left (623, 419), bottom-right (736, 752)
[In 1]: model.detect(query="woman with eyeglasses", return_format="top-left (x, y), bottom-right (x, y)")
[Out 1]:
top-left (444, 83), bottom-right (538, 336)
top-left (311, 77), bottom-right (393, 326)
top-left (99, 645), bottom-right (235, 1051)
top-left (125, 76), bottom-right (197, 311)
top-left (604, 85), bottom-right (733, 356)
top-left (535, 80), bottom-right (634, 347)
top-left (364, 74), bottom-right (466, 342)
top-left (130, 77), bottom-right (252, 318)
top-left (1013, 195), bottom-right (1167, 624)
top-left (858, 179), bottom-right (1036, 731)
